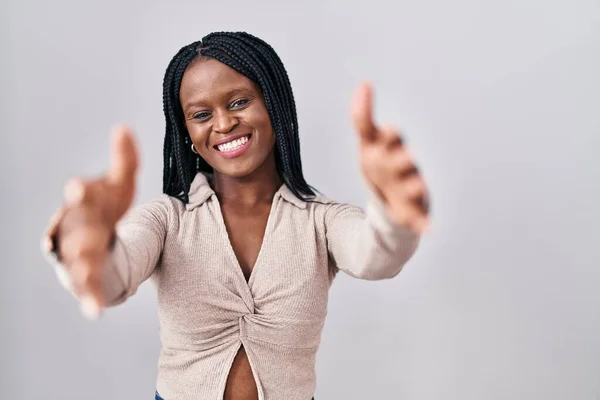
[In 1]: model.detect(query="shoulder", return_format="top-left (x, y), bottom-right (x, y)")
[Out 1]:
top-left (138, 193), bottom-right (182, 213)
top-left (303, 194), bottom-right (365, 218)
top-left (121, 193), bottom-right (184, 227)
top-left (304, 194), bottom-right (335, 207)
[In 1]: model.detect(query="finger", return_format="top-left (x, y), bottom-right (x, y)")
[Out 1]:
top-left (400, 175), bottom-right (427, 199)
top-left (63, 178), bottom-right (87, 206)
top-left (69, 232), bottom-right (107, 301)
top-left (70, 257), bottom-right (102, 294)
top-left (106, 124), bottom-right (139, 187)
top-left (63, 179), bottom-right (106, 208)
top-left (43, 206), bottom-right (67, 254)
top-left (386, 186), bottom-right (430, 233)
top-left (411, 214), bottom-right (431, 233)
top-left (380, 125), bottom-right (404, 149)
top-left (399, 165), bottom-right (419, 179)
top-left (399, 202), bottom-right (430, 233)
top-left (82, 258), bottom-right (104, 308)
top-left (80, 294), bottom-right (103, 320)
top-left (392, 179), bottom-right (431, 218)
top-left (70, 260), bottom-right (104, 319)
top-left (59, 215), bottom-right (111, 265)
top-left (351, 82), bottom-right (378, 142)
top-left (416, 194), bottom-right (431, 215)
top-left (386, 148), bottom-right (414, 174)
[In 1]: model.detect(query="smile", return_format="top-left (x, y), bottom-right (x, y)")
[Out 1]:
top-left (213, 134), bottom-right (252, 159)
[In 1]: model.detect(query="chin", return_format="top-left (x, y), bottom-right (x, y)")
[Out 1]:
top-left (212, 158), bottom-right (261, 179)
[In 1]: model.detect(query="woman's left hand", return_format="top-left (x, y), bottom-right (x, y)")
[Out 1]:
top-left (352, 82), bottom-right (431, 233)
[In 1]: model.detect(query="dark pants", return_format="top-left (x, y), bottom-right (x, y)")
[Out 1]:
top-left (155, 392), bottom-right (313, 399)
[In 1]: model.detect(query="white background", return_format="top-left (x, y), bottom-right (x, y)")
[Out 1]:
top-left (2, 0), bottom-right (599, 398)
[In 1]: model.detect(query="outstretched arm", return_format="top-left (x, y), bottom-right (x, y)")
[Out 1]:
top-left (41, 125), bottom-right (166, 318)
top-left (326, 83), bottom-right (430, 279)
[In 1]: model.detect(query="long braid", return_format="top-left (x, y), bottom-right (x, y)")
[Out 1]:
top-left (161, 32), bottom-right (315, 203)
top-left (233, 34), bottom-right (302, 175)
top-left (162, 43), bottom-right (202, 202)
top-left (229, 34), bottom-right (307, 196)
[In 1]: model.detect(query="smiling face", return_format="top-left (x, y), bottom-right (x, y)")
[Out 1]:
top-left (179, 57), bottom-right (277, 179)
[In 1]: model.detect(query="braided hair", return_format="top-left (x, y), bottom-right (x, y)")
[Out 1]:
top-left (162, 31), bottom-right (315, 203)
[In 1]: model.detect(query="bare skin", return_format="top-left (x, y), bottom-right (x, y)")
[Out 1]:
top-left (213, 157), bottom-right (280, 400)
top-left (52, 58), bottom-right (430, 400)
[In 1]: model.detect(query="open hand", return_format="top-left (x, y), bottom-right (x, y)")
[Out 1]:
top-left (49, 125), bottom-right (139, 317)
top-left (352, 83), bottom-right (430, 233)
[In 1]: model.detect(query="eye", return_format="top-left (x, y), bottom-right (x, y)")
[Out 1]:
top-left (192, 111), bottom-right (212, 121)
top-left (230, 98), bottom-right (250, 110)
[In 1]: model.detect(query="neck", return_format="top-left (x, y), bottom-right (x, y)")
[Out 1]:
top-left (211, 154), bottom-right (282, 207)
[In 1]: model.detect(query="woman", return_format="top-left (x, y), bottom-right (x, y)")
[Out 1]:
top-left (42, 32), bottom-right (430, 400)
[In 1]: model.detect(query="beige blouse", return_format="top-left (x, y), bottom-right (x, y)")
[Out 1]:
top-left (43, 172), bottom-right (420, 400)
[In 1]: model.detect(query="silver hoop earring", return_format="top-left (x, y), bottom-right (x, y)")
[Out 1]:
top-left (191, 144), bottom-right (198, 154)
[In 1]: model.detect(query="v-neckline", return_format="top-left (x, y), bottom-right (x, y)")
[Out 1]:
top-left (212, 193), bottom-right (279, 293)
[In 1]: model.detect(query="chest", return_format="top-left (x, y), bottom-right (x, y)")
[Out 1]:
top-left (220, 202), bottom-right (271, 281)
top-left (156, 199), bottom-right (333, 330)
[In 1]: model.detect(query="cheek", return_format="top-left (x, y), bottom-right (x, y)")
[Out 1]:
top-left (263, 122), bottom-right (276, 148)
top-left (187, 124), bottom-right (211, 151)
top-left (250, 108), bottom-right (275, 144)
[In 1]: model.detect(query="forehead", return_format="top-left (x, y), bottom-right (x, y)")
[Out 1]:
top-left (180, 58), bottom-right (256, 103)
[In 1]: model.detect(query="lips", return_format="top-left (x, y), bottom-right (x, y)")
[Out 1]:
top-left (214, 134), bottom-right (251, 152)
top-left (213, 133), bottom-right (251, 148)
top-left (213, 134), bottom-right (253, 159)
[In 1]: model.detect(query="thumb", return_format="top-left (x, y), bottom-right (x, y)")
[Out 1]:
top-left (106, 124), bottom-right (139, 187)
top-left (351, 82), bottom-right (377, 142)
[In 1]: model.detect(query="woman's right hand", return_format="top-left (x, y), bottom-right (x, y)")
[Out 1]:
top-left (53, 124), bottom-right (139, 318)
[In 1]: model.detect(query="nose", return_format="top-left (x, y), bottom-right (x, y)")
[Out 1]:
top-left (213, 110), bottom-right (239, 134)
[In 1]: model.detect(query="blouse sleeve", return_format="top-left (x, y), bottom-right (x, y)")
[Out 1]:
top-left (324, 195), bottom-right (420, 280)
top-left (41, 195), bottom-right (172, 306)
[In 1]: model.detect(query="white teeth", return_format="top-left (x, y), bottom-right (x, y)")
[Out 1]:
top-left (217, 136), bottom-right (249, 152)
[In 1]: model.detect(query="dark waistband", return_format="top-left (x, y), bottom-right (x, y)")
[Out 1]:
top-left (156, 392), bottom-right (314, 399)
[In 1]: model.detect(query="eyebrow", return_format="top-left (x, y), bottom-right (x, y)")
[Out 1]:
top-left (183, 87), bottom-right (254, 112)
